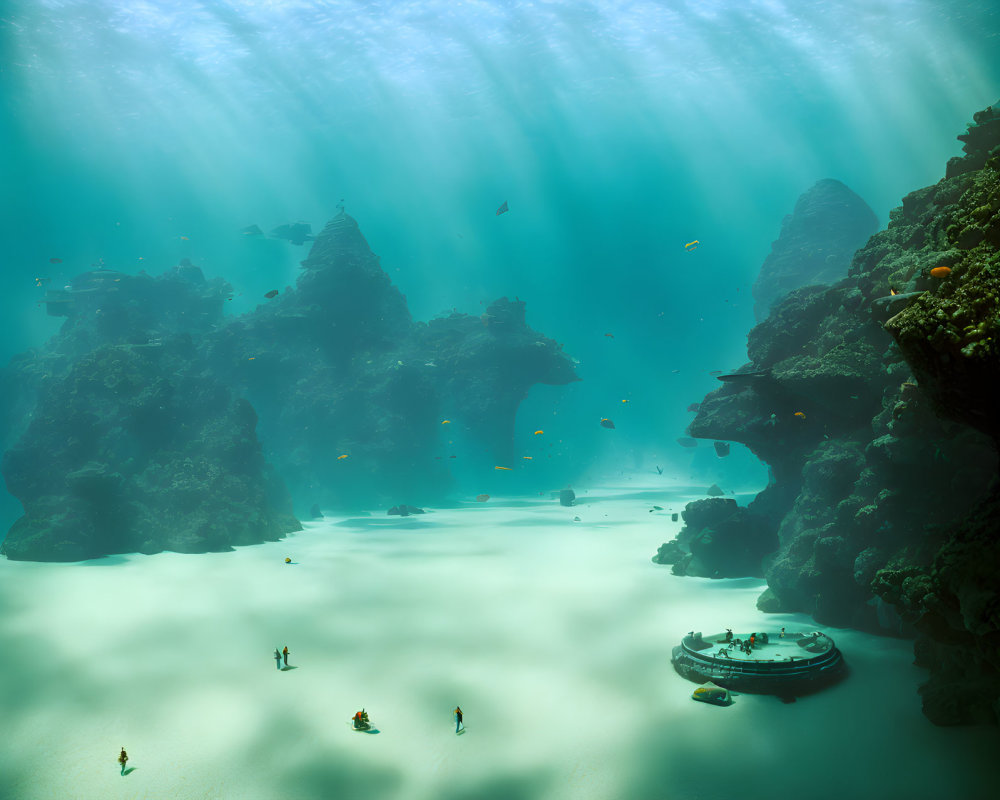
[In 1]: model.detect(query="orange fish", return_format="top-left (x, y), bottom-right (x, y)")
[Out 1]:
top-left (930, 266), bottom-right (952, 278)
top-left (248, 356), bottom-right (256, 361)
top-left (534, 430), bottom-right (544, 435)
top-left (337, 454), bottom-right (349, 459)
top-left (793, 411), bottom-right (806, 419)
top-left (494, 465), bottom-right (512, 471)
top-left (476, 494), bottom-right (490, 502)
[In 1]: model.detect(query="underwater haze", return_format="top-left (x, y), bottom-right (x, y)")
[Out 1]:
top-left (3, 0), bottom-right (1000, 503)
top-left (2, 3), bottom-right (1000, 796)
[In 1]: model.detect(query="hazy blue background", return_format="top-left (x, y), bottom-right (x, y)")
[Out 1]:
top-left (2, 1), bottom-right (999, 519)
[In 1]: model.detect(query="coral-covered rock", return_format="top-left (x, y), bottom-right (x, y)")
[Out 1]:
top-left (1, 210), bottom-right (579, 557)
top-left (679, 103), bottom-right (1000, 725)
top-left (653, 497), bottom-right (776, 579)
top-left (1, 342), bottom-right (298, 561)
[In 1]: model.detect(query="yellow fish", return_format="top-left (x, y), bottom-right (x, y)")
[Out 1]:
top-left (684, 240), bottom-right (699, 251)
top-left (494, 465), bottom-right (512, 471)
top-left (180, 236), bottom-right (190, 241)
top-left (441, 419), bottom-right (451, 425)
top-left (337, 454), bottom-right (349, 459)
top-left (522, 456), bottom-right (533, 460)
top-left (793, 411), bottom-right (806, 419)
top-left (534, 430), bottom-right (544, 435)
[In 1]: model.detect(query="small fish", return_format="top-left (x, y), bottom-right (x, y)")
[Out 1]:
top-left (794, 411), bottom-right (806, 419)
top-left (621, 399), bottom-right (630, 404)
top-left (676, 437), bottom-right (698, 448)
top-left (35, 277), bottom-right (51, 286)
top-left (930, 266), bottom-right (952, 278)
top-left (656, 466), bottom-right (663, 475)
top-left (534, 430), bottom-right (544, 435)
top-left (600, 418), bottom-right (615, 429)
top-left (889, 287), bottom-right (898, 296)
top-left (442, 419), bottom-right (451, 425)
top-left (449, 455), bottom-right (457, 459)
top-left (337, 454), bottom-right (349, 459)
top-left (495, 200), bottom-right (509, 216)
top-left (494, 465), bottom-right (512, 470)
top-left (652, 505), bottom-right (663, 510)
top-left (49, 257), bottom-right (62, 264)
top-left (264, 289), bottom-right (279, 299)
top-left (709, 370), bottom-right (722, 375)
top-left (684, 240), bottom-right (699, 251)
top-left (522, 456), bottom-right (533, 460)
top-left (248, 356), bottom-right (256, 361)
top-left (604, 333), bottom-right (614, 339)
top-left (476, 494), bottom-right (490, 502)
top-left (180, 236), bottom-right (190, 241)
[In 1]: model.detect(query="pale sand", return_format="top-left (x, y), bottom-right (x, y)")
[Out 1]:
top-left (0, 482), bottom-right (995, 800)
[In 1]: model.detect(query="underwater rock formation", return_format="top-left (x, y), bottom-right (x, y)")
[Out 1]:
top-left (653, 498), bottom-right (776, 579)
top-left (0, 269), bottom-right (299, 561)
top-left (676, 102), bottom-right (1000, 725)
top-left (752, 179), bottom-right (879, 322)
top-left (1, 210), bottom-right (578, 558)
top-left (202, 210), bottom-right (578, 510)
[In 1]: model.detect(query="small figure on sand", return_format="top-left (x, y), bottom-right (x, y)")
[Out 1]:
top-left (353, 709), bottom-right (371, 731)
top-left (282, 646), bottom-right (290, 667)
top-left (274, 648), bottom-right (282, 670)
top-left (454, 706), bottom-right (464, 734)
top-left (118, 747), bottom-right (128, 776)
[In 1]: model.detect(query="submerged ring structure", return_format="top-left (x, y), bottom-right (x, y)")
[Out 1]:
top-left (671, 630), bottom-right (845, 694)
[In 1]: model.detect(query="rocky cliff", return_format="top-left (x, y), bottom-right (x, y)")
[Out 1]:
top-left (0, 212), bottom-right (578, 560)
top-left (659, 102), bottom-right (1000, 725)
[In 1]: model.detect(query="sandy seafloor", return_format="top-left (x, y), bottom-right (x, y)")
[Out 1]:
top-left (0, 481), bottom-right (996, 800)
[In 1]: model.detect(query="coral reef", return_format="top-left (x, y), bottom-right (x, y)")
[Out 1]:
top-left (0, 211), bottom-right (577, 559)
top-left (668, 102), bottom-right (1000, 724)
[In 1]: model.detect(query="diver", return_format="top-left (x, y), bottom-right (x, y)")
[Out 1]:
top-left (282, 646), bottom-right (290, 667)
top-left (353, 709), bottom-right (371, 730)
top-left (274, 648), bottom-right (282, 670)
top-left (118, 747), bottom-right (128, 776)
top-left (455, 706), bottom-right (464, 734)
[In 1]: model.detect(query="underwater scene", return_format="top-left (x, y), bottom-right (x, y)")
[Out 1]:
top-left (2, 1), bottom-right (1000, 798)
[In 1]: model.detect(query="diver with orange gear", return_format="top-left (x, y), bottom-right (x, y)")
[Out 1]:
top-left (353, 709), bottom-right (371, 730)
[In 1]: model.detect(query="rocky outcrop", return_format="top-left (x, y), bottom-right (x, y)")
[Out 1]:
top-left (202, 211), bottom-right (579, 510)
top-left (653, 498), bottom-right (776, 579)
top-left (0, 211), bottom-right (578, 559)
top-left (752, 179), bottom-right (879, 322)
top-left (670, 102), bottom-right (1000, 724)
top-left (0, 268), bottom-right (299, 561)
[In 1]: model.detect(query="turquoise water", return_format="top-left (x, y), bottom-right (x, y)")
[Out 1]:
top-left (1, 1), bottom-right (999, 504)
